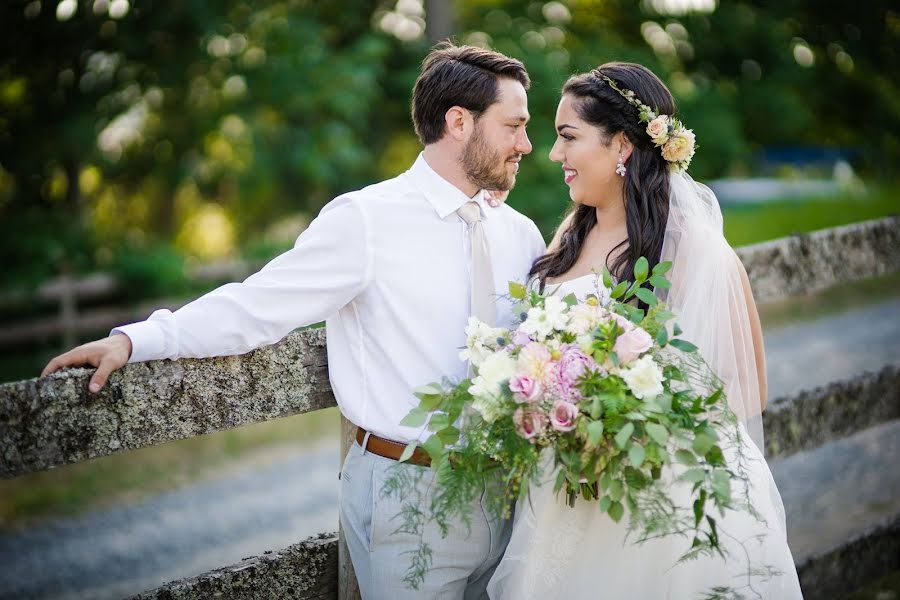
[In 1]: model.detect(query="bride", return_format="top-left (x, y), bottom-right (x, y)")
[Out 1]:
top-left (486, 63), bottom-right (803, 599)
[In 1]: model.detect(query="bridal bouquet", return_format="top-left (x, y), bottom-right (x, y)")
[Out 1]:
top-left (385, 258), bottom-right (753, 589)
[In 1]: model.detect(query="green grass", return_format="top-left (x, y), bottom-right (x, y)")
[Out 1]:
top-left (758, 271), bottom-right (900, 330)
top-left (0, 407), bottom-right (340, 530)
top-left (722, 185), bottom-right (898, 247)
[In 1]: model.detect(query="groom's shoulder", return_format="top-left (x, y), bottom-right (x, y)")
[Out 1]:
top-left (325, 172), bottom-right (417, 210)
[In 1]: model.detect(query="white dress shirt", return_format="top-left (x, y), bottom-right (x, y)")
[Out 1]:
top-left (114, 153), bottom-right (546, 443)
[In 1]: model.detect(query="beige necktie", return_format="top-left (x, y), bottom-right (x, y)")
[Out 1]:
top-left (457, 201), bottom-right (496, 326)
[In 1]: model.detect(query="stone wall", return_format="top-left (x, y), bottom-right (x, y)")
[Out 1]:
top-left (128, 533), bottom-right (338, 600)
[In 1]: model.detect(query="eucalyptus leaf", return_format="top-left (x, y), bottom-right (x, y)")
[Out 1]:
top-left (608, 500), bottom-right (624, 522)
top-left (706, 444), bottom-right (725, 466)
top-left (602, 266), bottom-right (613, 289)
top-left (628, 443), bottom-right (646, 467)
top-left (427, 413), bottom-right (450, 431)
top-left (649, 274), bottom-right (672, 289)
top-left (712, 470), bottom-right (732, 502)
top-left (675, 449), bottom-right (698, 465)
top-left (590, 397), bottom-right (603, 420)
top-left (634, 256), bottom-right (649, 281)
top-left (607, 478), bottom-right (624, 501)
top-left (413, 383), bottom-right (444, 397)
top-left (610, 280), bottom-right (629, 299)
top-left (562, 292), bottom-right (578, 307)
top-left (656, 327), bottom-right (668, 347)
top-left (598, 495), bottom-right (612, 512)
top-left (615, 422), bottom-right (634, 448)
top-left (400, 408), bottom-right (428, 428)
top-left (624, 467), bottom-right (648, 490)
top-left (422, 434), bottom-right (446, 462)
top-left (398, 442), bottom-right (417, 463)
top-left (437, 426), bottom-right (460, 445)
top-left (652, 261), bottom-right (672, 275)
top-left (635, 287), bottom-right (658, 306)
top-left (655, 393), bottom-right (673, 413)
top-left (682, 468), bottom-right (707, 483)
top-left (669, 339), bottom-right (699, 353)
top-left (645, 422), bottom-right (669, 446)
top-left (693, 432), bottom-right (716, 455)
top-left (417, 393), bottom-right (444, 411)
top-left (600, 471), bottom-right (611, 491)
top-left (626, 305), bottom-right (645, 323)
top-left (587, 420), bottom-right (605, 445)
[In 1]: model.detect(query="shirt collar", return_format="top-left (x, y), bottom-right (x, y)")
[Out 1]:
top-left (406, 153), bottom-right (492, 221)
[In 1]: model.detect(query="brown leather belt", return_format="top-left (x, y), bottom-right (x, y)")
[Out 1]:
top-left (356, 427), bottom-right (431, 467)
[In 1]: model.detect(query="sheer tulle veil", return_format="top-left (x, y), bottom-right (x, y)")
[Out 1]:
top-left (657, 171), bottom-right (767, 452)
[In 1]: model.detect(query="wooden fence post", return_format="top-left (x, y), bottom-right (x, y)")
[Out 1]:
top-left (338, 414), bottom-right (361, 600)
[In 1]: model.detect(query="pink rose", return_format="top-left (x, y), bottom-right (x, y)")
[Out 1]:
top-left (513, 408), bottom-right (548, 441)
top-left (509, 374), bottom-right (543, 403)
top-left (646, 115), bottom-right (670, 145)
top-left (549, 400), bottom-right (579, 432)
top-left (613, 326), bottom-right (653, 364)
top-left (610, 312), bottom-right (634, 332)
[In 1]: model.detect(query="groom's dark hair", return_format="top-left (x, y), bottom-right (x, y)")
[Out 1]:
top-left (412, 41), bottom-right (530, 145)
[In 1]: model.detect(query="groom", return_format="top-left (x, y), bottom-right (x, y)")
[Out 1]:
top-left (42, 42), bottom-right (545, 598)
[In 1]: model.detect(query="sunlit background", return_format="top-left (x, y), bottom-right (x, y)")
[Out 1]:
top-left (0, 1), bottom-right (898, 598)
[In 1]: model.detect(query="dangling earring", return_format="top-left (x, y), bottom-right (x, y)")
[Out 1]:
top-left (616, 154), bottom-right (627, 177)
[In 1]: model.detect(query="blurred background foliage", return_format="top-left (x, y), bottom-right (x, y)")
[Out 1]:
top-left (0, 0), bottom-right (899, 533)
top-left (0, 0), bottom-right (897, 324)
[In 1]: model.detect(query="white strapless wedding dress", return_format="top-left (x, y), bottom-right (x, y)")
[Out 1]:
top-left (486, 274), bottom-right (804, 600)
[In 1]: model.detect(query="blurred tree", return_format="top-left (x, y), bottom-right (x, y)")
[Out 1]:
top-left (0, 0), bottom-right (409, 286)
top-left (0, 0), bottom-right (895, 289)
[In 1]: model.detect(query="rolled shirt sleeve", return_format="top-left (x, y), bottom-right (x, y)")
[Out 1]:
top-left (114, 195), bottom-right (372, 363)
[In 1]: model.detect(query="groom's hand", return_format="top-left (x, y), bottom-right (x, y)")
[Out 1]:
top-left (41, 333), bottom-right (133, 393)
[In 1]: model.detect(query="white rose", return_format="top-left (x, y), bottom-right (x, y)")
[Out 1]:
top-left (620, 355), bottom-right (664, 400)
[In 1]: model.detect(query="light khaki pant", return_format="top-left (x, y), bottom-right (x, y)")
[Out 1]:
top-left (339, 439), bottom-right (512, 600)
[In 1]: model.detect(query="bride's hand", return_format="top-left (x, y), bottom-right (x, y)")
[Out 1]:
top-left (485, 190), bottom-right (509, 207)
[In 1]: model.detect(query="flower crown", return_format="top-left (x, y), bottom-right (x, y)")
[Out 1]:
top-left (593, 70), bottom-right (697, 172)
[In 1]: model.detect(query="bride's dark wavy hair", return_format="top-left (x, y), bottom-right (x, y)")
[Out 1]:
top-left (530, 63), bottom-right (674, 288)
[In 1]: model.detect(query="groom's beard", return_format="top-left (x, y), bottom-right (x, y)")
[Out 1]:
top-left (461, 125), bottom-right (518, 192)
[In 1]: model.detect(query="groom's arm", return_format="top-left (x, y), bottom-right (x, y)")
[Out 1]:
top-left (42, 195), bottom-right (372, 390)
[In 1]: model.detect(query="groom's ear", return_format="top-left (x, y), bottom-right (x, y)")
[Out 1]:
top-left (444, 106), bottom-right (473, 142)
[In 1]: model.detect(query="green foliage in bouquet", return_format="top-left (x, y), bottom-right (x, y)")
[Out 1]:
top-left (382, 258), bottom-right (759, 593)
